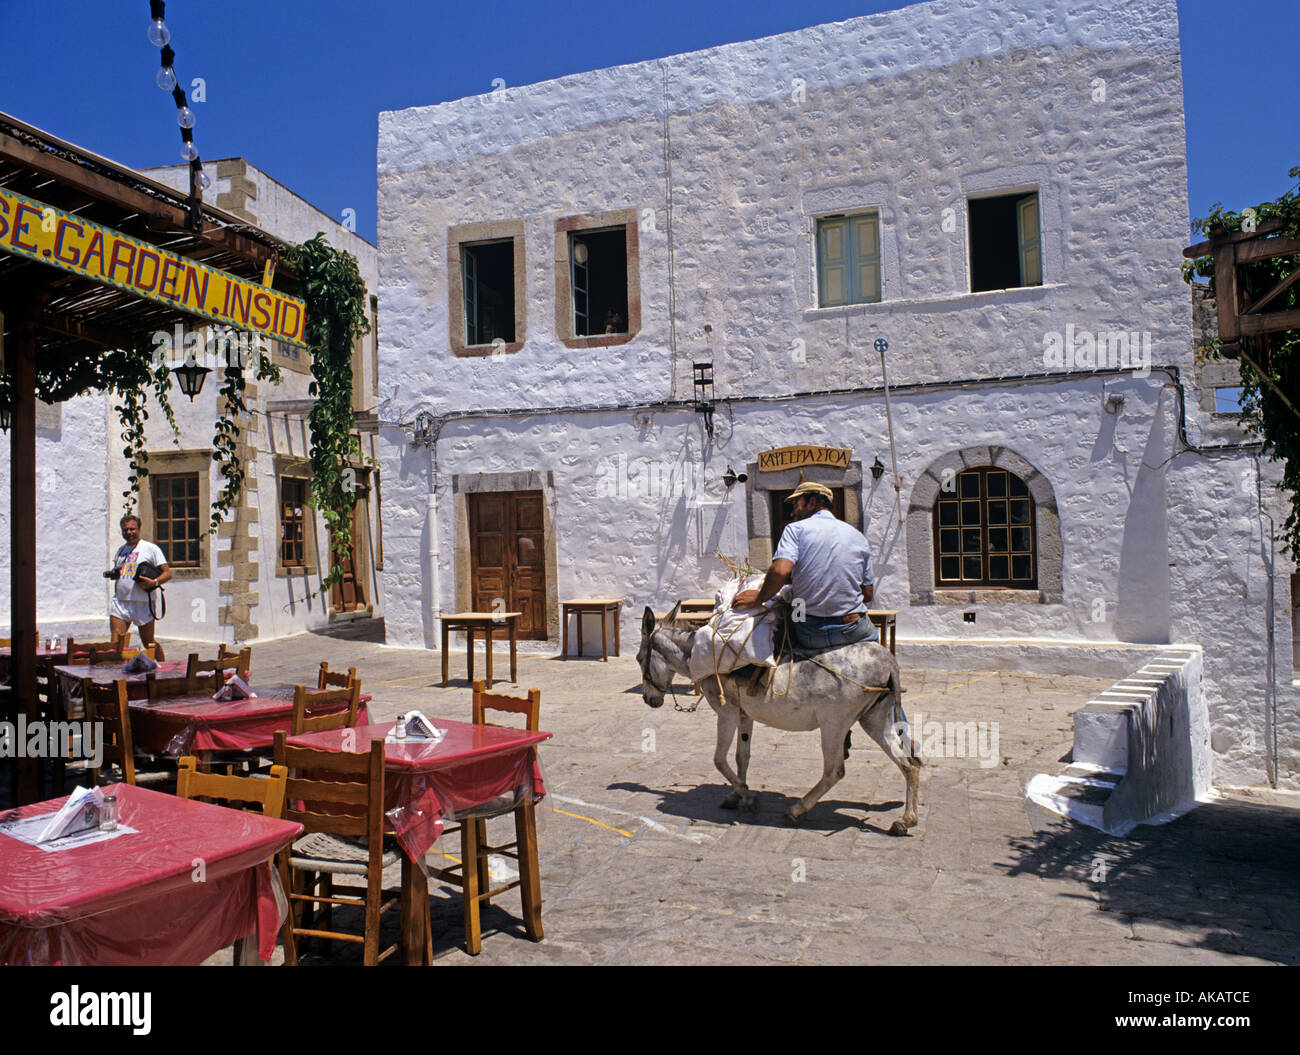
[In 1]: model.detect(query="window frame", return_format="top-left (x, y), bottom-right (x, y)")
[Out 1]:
top-left (932, 467), bottom-right (1038, 590)
top-left (966, 188), bottom-right (1043, 294)
top-left (816, 211), bottom-right (882, 308)
top-left (280, 476), bottom-right (311, 570)
top-left (447, 220), bottom-right (526, 357)
top-left (554, 208), bottom-right (640, 350)
top-left (150, 471), bottom-right (203, 570)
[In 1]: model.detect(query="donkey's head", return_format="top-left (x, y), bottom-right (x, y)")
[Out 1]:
top-left (636, 603), bottom-right (681, 708)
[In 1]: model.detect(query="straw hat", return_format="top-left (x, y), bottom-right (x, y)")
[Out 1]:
top-left (785, 480), bottom-right (834, 504)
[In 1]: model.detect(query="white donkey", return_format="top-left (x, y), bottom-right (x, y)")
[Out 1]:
top-left (637, 604), bottom-right (920, 833)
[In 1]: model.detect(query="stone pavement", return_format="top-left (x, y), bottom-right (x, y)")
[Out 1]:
top-left (156, 629), bottom-right (1300, 966)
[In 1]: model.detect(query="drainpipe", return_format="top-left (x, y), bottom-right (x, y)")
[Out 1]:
top-left (427, 489), bottom-right (441, 649)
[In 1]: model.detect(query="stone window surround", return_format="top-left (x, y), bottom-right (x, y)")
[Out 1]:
top-left (451, 470), bottom-right (560, 642)
top-left (797, 182), bottom-right (901, 311)
top-left (273, 456), bottom-right (320, 578)
top-left (960, 164), bottom-right (1060, 292)
top-left (137, 450), bottom-right (212, 580)
top-left (553, 208), bottom-right (641, 350)
top-left (744, 459), bottom-right (864, 570)
top-left (906, 445), bottom-right (1062, 606)
top-left (448, 219), bottom-right (527, 357)
top-left (274, 337), bottom-right (311, 375)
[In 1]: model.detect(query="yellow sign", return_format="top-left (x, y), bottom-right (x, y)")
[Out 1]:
top-left (0, 188), bottom-right (307, 347)
top-left (757, 445), bottom-right (852, 472)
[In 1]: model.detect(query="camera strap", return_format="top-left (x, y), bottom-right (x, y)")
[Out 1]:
top-left (149, 586), bottom-right (166, 622)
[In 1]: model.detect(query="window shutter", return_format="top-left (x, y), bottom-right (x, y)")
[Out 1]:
top-left (852, 214), bottom-right (881, 304)
top-left (817, 218), bottom-right (849, 307)
top-left (1017, 194), bottom-right (1042, 287)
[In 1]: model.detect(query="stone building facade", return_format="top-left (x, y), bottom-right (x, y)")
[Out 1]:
top-left (376, 0), bottom-right (1297, 788)
top-left (0, 157), bottom-right (383, 644)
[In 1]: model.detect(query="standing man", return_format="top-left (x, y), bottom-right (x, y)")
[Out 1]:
top-left (732, 480), bottom-right (878, 653)
top-left (109, 514), bottom-right (171, 660)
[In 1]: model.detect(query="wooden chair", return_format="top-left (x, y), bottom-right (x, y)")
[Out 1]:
top-left (84, 678), bottom-right (136, 786)
top-left (176, 757), bottom-right (288, 818)
top-left (121, 643), bottom-right (158, 661)
top-left (273, 732), bottom-right (401, 966)
top-left (186, 646), bottom-right (252, 691)
top-left (145, 672), bottom-right (207, 702)
top-left (425, 680), bottom-right (544, 956)
top-left (290, 682), bottom-right (362, 735)
top-left (317, 662), bottom-right (357, 690)
top-left (66, 634), bottom-right (128, 665)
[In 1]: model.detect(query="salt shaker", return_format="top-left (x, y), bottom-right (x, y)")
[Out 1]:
top-left (101, 794), bottom-right (119, 832)
top-left (395, 714), bottom-right (407, 739)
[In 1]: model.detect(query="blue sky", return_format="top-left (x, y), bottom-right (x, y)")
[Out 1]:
top-left (0, 0), bottom-right (1294, 246)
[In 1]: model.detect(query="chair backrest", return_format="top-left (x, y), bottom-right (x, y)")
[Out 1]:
top-left (84, 678), bottom-right (135, 785)
top-left (317, 662), bottom-right (358, 690)
top-left (472, 680), bottom-right (541, 732)
top-left (291, 682), bottom-right (362, 735)
top-left (186, 646), bottom-right (252, 689)
top-left (121, 643), bottom-right (158, 661)
top-left (274, 731), bottom-right (384, 842)
top-left (67, 634), bottom-right (128, 664)
top-left (145, 672), bottom-right (208, 702)
top-left (176, 757), bottom-right (288, 818)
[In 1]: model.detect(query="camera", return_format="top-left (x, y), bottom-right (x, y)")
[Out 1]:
top-left (103, 568), bottom-right (121, 580)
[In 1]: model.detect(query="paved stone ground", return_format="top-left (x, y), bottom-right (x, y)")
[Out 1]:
top-left (145, 630), bottom-right (1300, 965)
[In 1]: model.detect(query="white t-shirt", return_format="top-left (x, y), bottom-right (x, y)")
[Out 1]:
top-left (113, 540), bottom-right (167, 604)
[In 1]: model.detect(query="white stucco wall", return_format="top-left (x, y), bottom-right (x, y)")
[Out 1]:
top-left (375, 0), bottom-right (1296, 788)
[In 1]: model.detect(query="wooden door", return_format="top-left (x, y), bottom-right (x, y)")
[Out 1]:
top-left (469, 491), bottom-right (547, 640)
top-left (769, 487), bottom-right (847, 548)
top-left (329, 500), bottom-right (366, 613)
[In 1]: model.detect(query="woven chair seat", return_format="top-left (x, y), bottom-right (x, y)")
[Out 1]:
top-left (290, 833), bottom-right (400, 876)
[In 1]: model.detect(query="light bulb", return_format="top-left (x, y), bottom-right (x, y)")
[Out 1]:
top-left (180, 141), bottom-right (198, 161)
top-left (147, 19), bottom-right (170, 47)
top-left (177, 106), bottom-right (195, 129)
top-left (155, 65), bottom-right (176, 91)
top-left (195, 170), bottom-right (211, 191)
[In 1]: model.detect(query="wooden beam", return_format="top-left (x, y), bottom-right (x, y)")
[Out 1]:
top-left (1183, 220), bottom-right (1285, 258)
top-left (1215, 243), bottom-right (1240, 340)
top-left (0, 131), bottom-right (292, 275)
top-left (1239, 307), bottom-right (1300, 336)
top-left (9, 312), bottom-right (39, 804)
top-left (1235, 235), bottom-right (1300, 265)
top-left (31, 309), bottom-right (138, 350)
top-left (1243, 263), bottom-right (1300, 316)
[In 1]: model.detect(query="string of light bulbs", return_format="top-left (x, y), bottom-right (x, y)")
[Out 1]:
top-left (147, 1), bottom-right (210, 200)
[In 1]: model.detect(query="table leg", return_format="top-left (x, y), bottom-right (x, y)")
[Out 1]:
top-left (613, 605), bottom-right (621, 658)
top-left (561, 605), bottom-right (569, 661)
top-left (510, 619), bottom-right (517, 683)
top-left (577, 608), bottom-right (584, 659)
top-left (485, 628), bottom-right (494, 690)
top-left (401, 855), bottom-right (429, 966)
top-left (516, 800), bottom-right (543, 941)
top-left (467, 628), bottom-right (475, 686)
top-left (461, 814), bottom-right (483, 955)
top-left (601, 606), bottom-right (608, 662)
top-left (441, 620), bottom-right (450, 688)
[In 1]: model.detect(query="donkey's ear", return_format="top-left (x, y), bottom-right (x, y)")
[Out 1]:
top-left (641, 607), bottom-right (657, 637)
top-left (664, 600), bottom-right (682, 627)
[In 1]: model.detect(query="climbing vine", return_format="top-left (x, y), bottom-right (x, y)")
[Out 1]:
top-left (1182, 164), bottom-right (1300, 556)
top-left (285, 233), bottom-right (371, 588)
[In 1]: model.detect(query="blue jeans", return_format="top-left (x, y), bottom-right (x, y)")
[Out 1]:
top-left (791, 614), bottom-right (879, 655)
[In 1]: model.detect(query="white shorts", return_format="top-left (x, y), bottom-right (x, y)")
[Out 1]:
top-left (110, 596), bottom-right (156, 627)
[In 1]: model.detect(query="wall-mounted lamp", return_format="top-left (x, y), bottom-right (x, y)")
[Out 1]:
top-left (693, 361), bottom-right (715, 437)
top-left (1105, 394), bottom-right (1125, 415)
top-left (410, 410), bottom-right (435, 448)
top-left (0, 402), bottom-right (11, 433)
top-left (171, 354), bottom-right (211, 401)
top-left (722, 466), bottom-right (747, 488)
top-left (871, 456), bottom-right (885, 481)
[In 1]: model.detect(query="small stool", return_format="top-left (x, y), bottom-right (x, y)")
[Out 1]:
top-left (560, 598), bottom-right (623, 661)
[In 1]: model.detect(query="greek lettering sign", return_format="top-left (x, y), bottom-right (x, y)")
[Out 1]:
top-left (0, 187), bottom-right (307, 347)
top-left (757, 445), bottom-right (852, 472)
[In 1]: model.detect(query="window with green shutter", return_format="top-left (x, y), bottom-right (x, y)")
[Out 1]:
top-left (969, 191), bottom-right (1043, 293)
top-left (817, 213), bottom-right (881, 307)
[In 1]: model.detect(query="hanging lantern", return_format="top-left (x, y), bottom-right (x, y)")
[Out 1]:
top-left (172, 355), bottom-right (211, 400)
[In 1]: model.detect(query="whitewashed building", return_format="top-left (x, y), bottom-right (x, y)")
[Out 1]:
top-left (0, 151), bottom-right (383, 644)
top-left (376, 0), bottom-right (1297, 789)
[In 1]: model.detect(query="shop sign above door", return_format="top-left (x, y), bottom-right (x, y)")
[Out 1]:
top-left (757, 445), bottom-right (852, 472)
top-left (0, 187), bottom-right (308, 347)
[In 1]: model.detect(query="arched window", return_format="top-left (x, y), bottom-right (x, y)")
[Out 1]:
top-left (933, 467), bottom-right (1037, 588)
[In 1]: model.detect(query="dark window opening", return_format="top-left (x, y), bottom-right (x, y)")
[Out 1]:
top-left (152, 473), bottom-right (201, 567)
top-left (463, 239), bottom-right (515, 345)
top-left (933, 467), bottom-right (1037, 588)
top-left (769, 487), bottom-right (847, 549)
top-left (281, 477), bottom-right (309, 568)
top-left (571, 228), bottom-right (628, 337)
top-left (968, 192), bottom-right (1041, 293)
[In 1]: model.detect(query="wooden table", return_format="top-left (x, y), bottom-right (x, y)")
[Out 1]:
top-left (54, 658), bottom-right (191, 706)
top-left (0, 783), bottom-right (301, 965)
top-left (560, 598), bottom-right (622, 661)
top-left (653, 597), bottom-right (716, 628)
top-left (867, 610), bottom-right (899, 654)
top-left (441, 612), bottom-right (520, 688)
top-left (289, 720), bottom-right (552, 963)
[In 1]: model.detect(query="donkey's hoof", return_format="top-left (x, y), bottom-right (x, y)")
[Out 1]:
top-left (888, 820), bottom-right (910, 837)
top-left (720, 792), bottom-right (741, 810)
top-left (784, 806), bottom-right (804, 826)
top-left (739, 794), bottom-right (759, 812)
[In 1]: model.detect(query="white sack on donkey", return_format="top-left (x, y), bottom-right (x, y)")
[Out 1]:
top-left (687, 574), bottom-right (791, 682)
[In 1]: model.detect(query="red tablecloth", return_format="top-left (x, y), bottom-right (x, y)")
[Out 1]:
top-left (287, 720), bottom-right (551, 861)
top-left (0, 784), bottom-right (302, 965)
top-left (130, 687), bottom-right (371, 755)
top-left (54, 659), bottom-right (193, 704)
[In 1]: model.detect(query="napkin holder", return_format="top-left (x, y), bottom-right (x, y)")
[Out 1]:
top-left (212, 673), bottom-right (255, 701)
top-left (36, 786), bottom-right (106, 843)
top-left (389, 710), bottom-right (443, 743)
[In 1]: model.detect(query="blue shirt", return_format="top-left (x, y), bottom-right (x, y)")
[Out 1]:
top-left (773, 510), bottom-right (873, 617)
